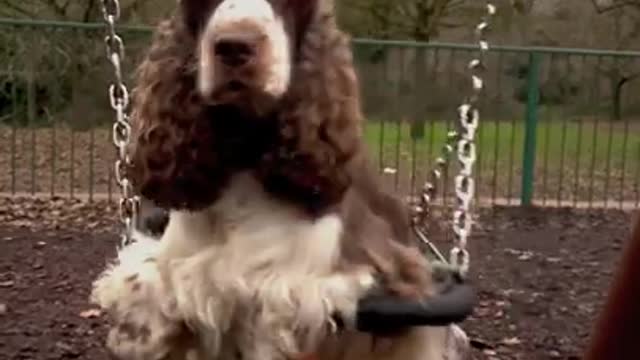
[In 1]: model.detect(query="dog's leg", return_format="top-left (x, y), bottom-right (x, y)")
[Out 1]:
top-left (91, 237), bottom-right (200, 359)
top-left (136, 196), bottom-right (169, 237)
top-left (318, 325), bottom-right (468, 360)
top-left (379, 327), bottom-right (458, 360)
top-left (321, 268), bottom-right (377, 331)
top-left (231, 269), bottom-right (376, 360)
top-left (389, 325), bottom-right (470, 360)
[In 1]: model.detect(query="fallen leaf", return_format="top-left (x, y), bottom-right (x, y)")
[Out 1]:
top-left (55, 341), bottom-right (75, 354)
top-left (0, 280), bottom-right (14, 288)
top-left (79, 309), bottom-right (102, 319)
top-left (501, 337), bottom-right (522, 346)
top-left (518, 251), bottom-right (534, 261)
top-left (470, 338), bottom-right (493, 350)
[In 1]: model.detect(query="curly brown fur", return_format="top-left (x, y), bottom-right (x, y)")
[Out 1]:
top-left (130, 16), bottom-right (223, 210)
top-left (256, 12), bottom-right (363, 216)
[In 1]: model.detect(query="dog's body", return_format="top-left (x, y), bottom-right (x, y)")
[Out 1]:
top-left (93, 169), bottom-right (452, 360)
top-left (91, 0), bottom-right (467, 359)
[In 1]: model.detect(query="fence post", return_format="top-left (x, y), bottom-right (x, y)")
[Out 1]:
top-left (520, 51), bottom-right (541, 206)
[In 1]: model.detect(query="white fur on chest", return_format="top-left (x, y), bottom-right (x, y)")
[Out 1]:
top-left (156, 172), bottom-right (365, 357)
top-left (160, 172), bottom-right (342, 275)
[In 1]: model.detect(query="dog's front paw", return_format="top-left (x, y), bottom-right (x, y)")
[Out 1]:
top-left (106, 314), bottom-right (188, 360)
top-left (90, 239), bottom-right (194, 359)
top-left (323, 268), bottom-right (377, 330)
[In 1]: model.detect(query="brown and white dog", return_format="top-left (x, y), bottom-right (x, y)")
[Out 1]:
top-left (91, 0), bottom-right (465, 359)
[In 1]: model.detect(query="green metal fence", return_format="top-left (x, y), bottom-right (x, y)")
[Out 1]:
top-left (1, 18), bottom-right (639, 209)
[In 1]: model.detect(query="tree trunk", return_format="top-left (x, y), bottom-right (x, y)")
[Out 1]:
top-left (410, 49), bottom-right (428, 140)
top-left (611, 75), bottom-right (639, 121)
top-left (612, 77), bottom-right (628, 121)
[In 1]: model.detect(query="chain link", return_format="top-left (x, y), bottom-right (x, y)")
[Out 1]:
top-left (449, 2), bottom-right (496, 276)
top-left (412, 2), bottom-right (495, 277)
top-left (101, 0), bottom-right (139, 247)
top-left (411, 131), bottom-right (458, 227)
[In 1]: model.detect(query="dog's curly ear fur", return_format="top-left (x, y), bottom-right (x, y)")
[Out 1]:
top-left (257, 3), bottom-right (364, 215)
top-left (178, 0), bottom-right (218, 35)
top-left (129, 17), bottom-right (229, 210)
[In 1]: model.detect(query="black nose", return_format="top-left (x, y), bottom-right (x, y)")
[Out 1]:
top-left (214, 36), bottom-right (255, 67)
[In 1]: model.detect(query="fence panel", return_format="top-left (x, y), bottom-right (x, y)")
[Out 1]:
top-left (1, 19), bottom-right (639, 209)
top-left (354, 40), bottom-right (640, 209)
top-left (0, 20), bottom-right (150, 200)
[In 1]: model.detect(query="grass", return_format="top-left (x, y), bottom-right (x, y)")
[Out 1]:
top-left (365, 119), bottom-right (640, 168)
top-left (363, 117), bottom-right (640, 205)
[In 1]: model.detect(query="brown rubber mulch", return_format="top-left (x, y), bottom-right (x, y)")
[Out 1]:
top-left (0, 197), bottom-right (634, 359)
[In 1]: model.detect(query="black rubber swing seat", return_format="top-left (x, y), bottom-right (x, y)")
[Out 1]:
top-left (355, 275), bottom-right (475, 334)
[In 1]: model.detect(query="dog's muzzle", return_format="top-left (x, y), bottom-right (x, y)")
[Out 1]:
top-left (213, 32), bottom-right (264, 68)
top-left (199, 0), bottom-right (292, 101)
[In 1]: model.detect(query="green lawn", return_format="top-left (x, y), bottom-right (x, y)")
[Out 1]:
top-left (363, 119), bottom-right (640, 203)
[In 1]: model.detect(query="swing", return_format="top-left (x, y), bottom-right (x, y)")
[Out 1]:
top-left (99, 0), bottom-right (494, 337)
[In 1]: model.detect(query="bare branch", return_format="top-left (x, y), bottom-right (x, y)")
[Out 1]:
top-left (122, 0), bottom-right (156, 19)
top-left (0, 0), bottom-right (38, 18)
top-left (40, 0), bottom-right (68, 19)
top-left (345, 0), bottom-right (471, 40)
top-left (445, 0), bottom-right (468, 10)
top-left (82, 0), bottom-right (97, 22)
top-left (591, 0), bottom-right (640, 13)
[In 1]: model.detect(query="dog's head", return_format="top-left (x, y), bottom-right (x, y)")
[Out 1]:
top-left (131, 0), bottom-right (362, 212)
top-left (185, 0), bottom-right (318, 112)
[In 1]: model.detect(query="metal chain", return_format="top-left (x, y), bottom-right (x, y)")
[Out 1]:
top-left (411, 131), bottom-right (459, 263)
top-left (411, 131), bottom-right (459, 227)
top-left (101, 0), bottom-right (139, 247)
top-left (412, 2), bottom-right (496, 277)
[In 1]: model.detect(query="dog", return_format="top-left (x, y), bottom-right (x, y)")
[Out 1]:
top-left (91, 0), bottom-right (466, 359)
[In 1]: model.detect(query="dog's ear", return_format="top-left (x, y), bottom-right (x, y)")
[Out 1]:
top-left (129, 17), bottom-right (228, 211)
top-left (257, 0), bottom-right (363, 215)
top-left (178, 0), bottom-right (219, 35)
top-left (286, 0), bottom-right (320, 39)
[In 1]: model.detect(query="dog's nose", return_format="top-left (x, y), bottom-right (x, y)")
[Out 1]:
top-left (214, 35), bottom-right (255, 67)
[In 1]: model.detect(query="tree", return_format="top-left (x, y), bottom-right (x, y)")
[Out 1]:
top-left (0, 1), bottom-right (174, 129)
top-left (511, 0), bottom-right (640, 120)
top-left (590, 1), bottom-right (640, 120)
top-left (342, 0), bottom-right (474, 41)
top-left (339, 0), bottom-right (477, 138)
top-left (591, 0), bottom-right (640, 13)
top-left (0, 0), bottom-right (173, 23)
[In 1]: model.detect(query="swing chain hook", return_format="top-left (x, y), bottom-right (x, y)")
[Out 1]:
top-left (102, 0), bottom-right (139, 247)
top-left (411, 2), bottom-right (495, 278)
